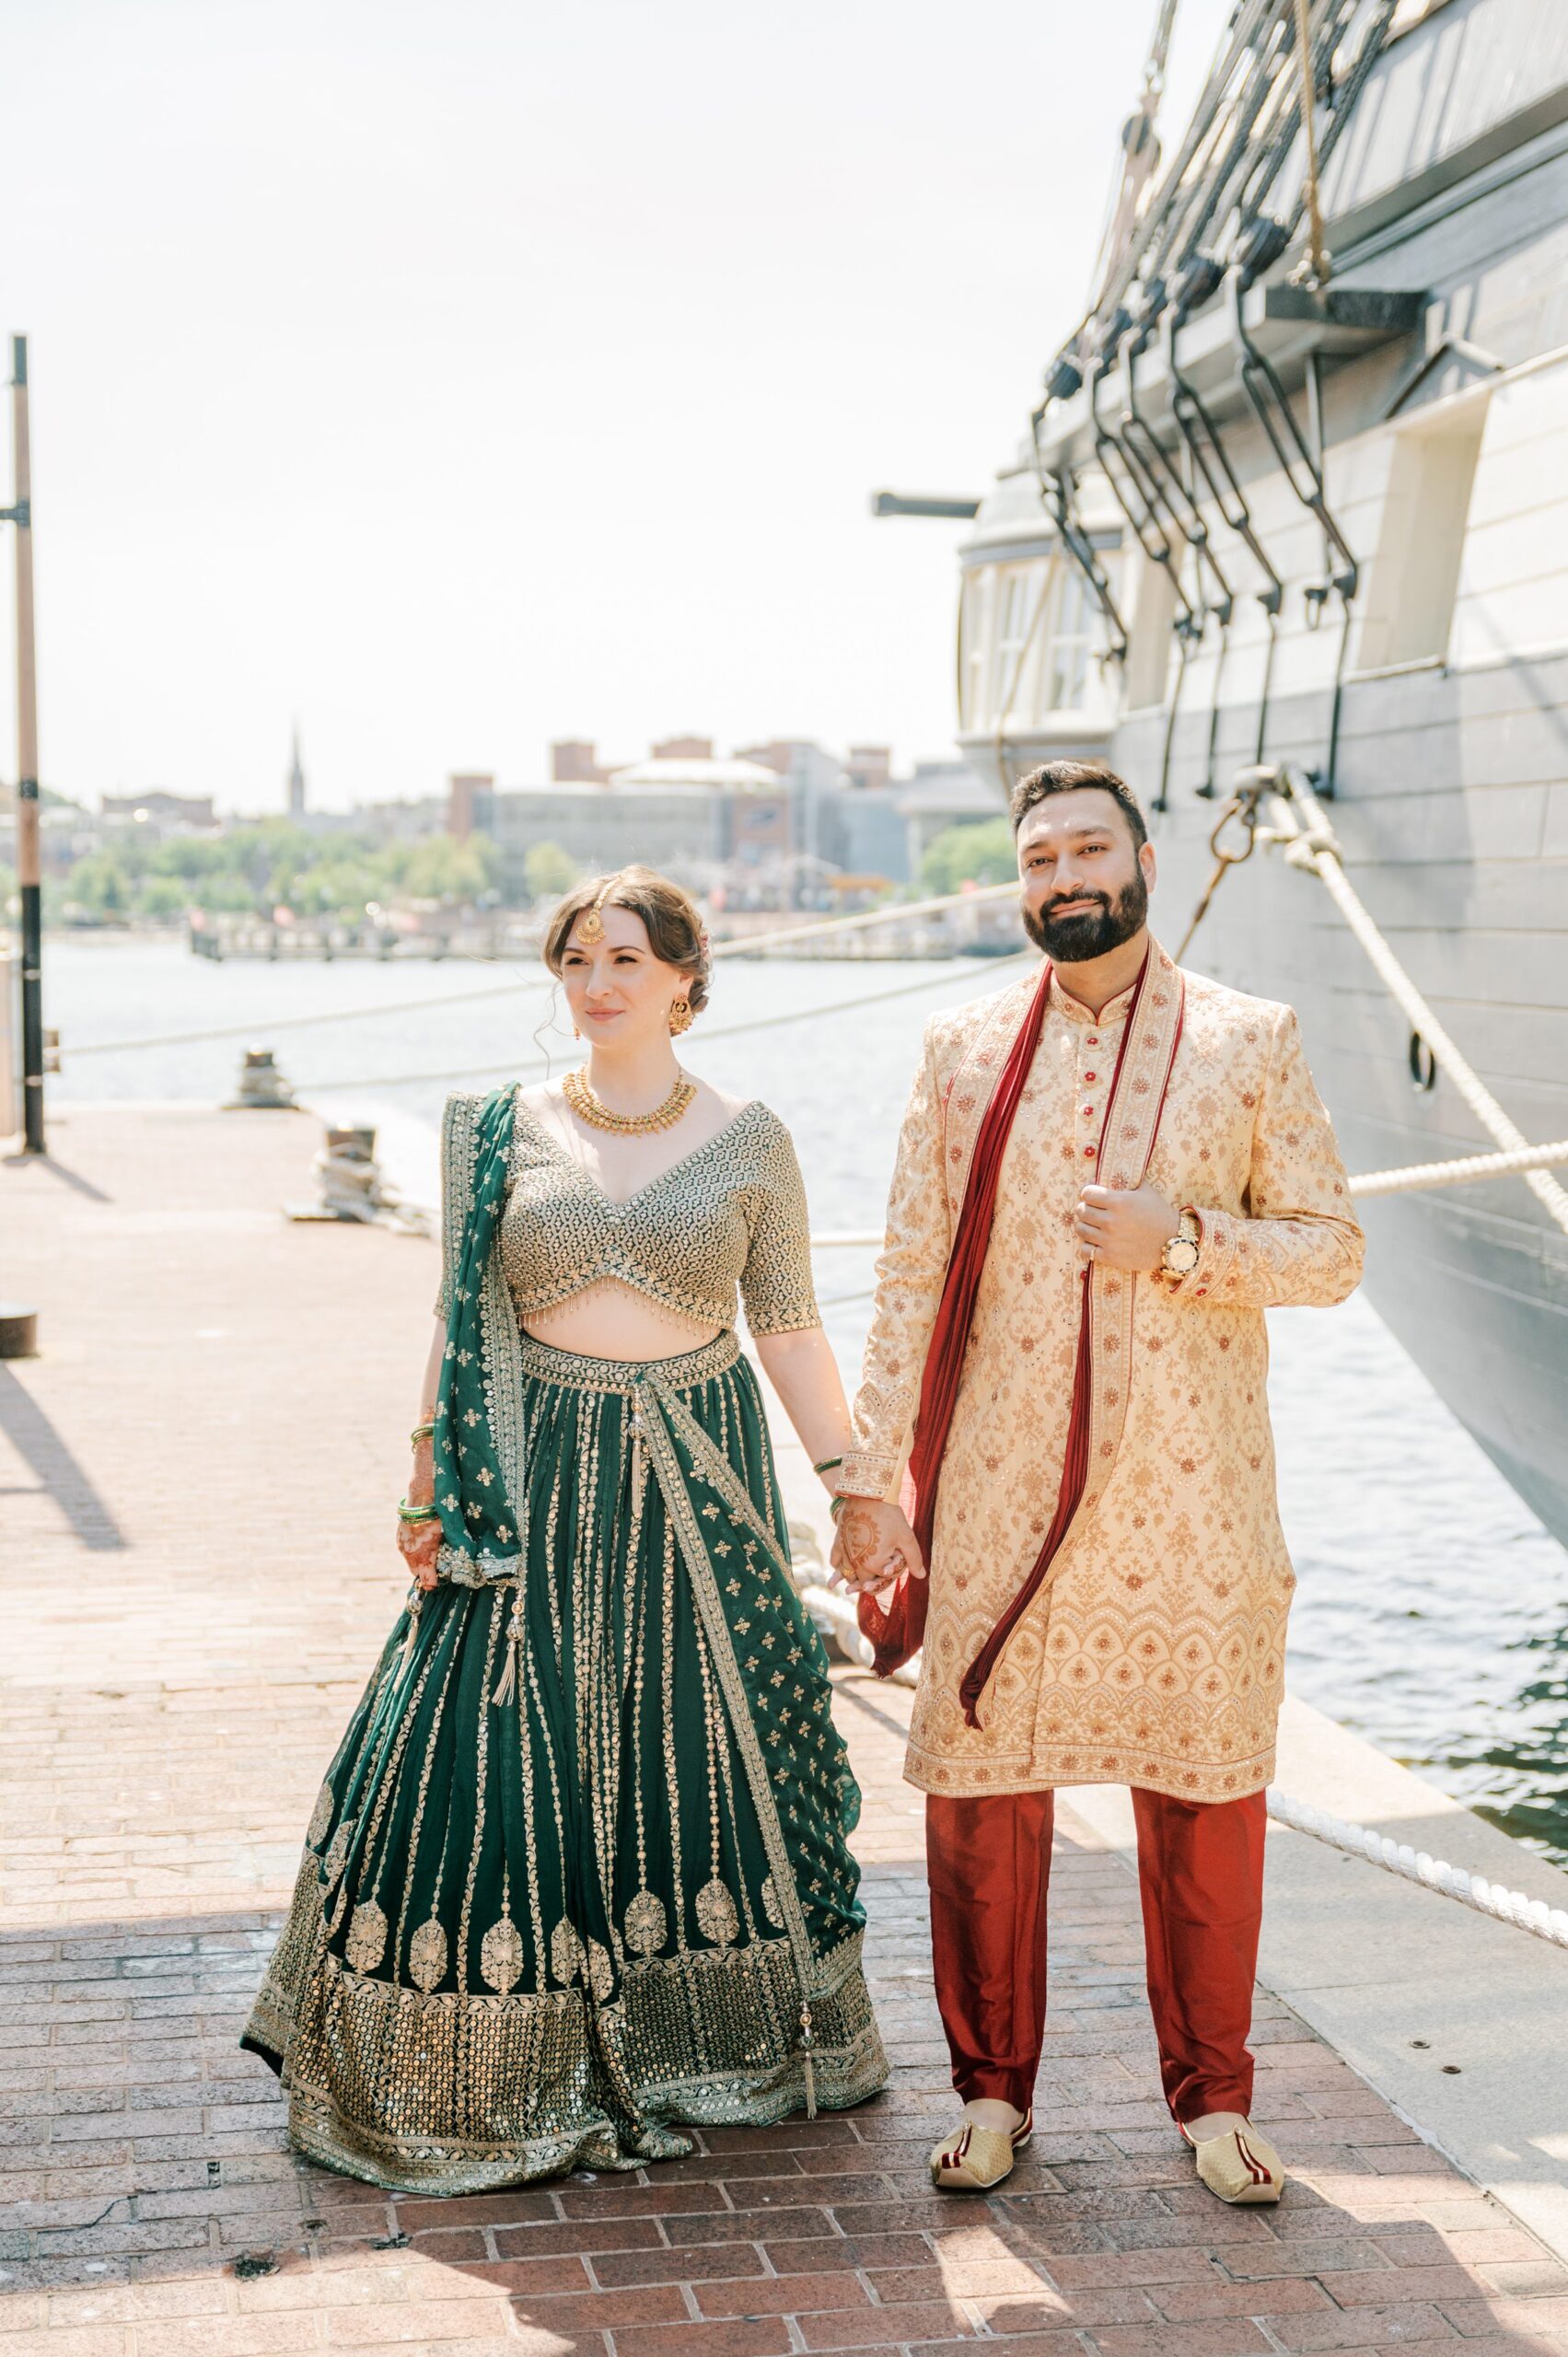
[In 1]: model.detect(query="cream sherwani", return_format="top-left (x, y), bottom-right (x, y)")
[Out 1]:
top-left (840, 947), bottom-right (1364, 1804)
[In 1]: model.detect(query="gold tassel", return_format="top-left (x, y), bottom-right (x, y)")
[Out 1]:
top-left (491, 1589), bottom-right (522, 1707)
top-left (399, 1588), bottom-right (422, 1666)
top-left (800, 2003), bottom-right (817, 2119)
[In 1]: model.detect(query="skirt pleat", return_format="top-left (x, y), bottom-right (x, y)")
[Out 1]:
top-left (243, 1331), bottom-right (887, 2191)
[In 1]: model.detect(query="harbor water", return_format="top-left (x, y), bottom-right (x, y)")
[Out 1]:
top-left (42, 933), bottom-right (1568, 1865)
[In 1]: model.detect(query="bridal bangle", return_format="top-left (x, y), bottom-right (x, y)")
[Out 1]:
top-left (398, 1497), bottom-right (440, 1524)
top-left (813, 1455), bottom-right (843, 1476)
top-left (410, 1422), bottom-right (436, 1446)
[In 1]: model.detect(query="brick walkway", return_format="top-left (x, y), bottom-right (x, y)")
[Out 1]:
top-left (5, 1106), bottom-right (1568, 2355)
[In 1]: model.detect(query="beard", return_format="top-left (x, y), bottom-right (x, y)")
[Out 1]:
top-left (1023, 866), bottom-right (1149, 962)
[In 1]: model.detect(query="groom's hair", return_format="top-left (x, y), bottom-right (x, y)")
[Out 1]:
top-left (1009, 759), bottom-right (1148, 853)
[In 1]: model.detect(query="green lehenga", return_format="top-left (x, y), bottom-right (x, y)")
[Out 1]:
top-left (243, 1086), bottom-right (887, 2191)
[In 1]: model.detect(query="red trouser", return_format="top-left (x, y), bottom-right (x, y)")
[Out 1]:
top-left (925, 1786), bottom-right (1266, 2124)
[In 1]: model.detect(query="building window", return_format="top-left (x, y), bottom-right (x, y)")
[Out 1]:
top-left (959, 570), bottom-right (993, 731)
top-left (989, 566), bottom-right (1041, 723)
top-left (1042, 565), bottom-right (1097, 713)
top-left (1358, 395), bottom-right (1489, 671)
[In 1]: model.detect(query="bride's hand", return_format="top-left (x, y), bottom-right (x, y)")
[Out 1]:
top-left (829, 1497), bottom-right (925, 1596)
top-left (398, 1514), bottom-right (443, 1592)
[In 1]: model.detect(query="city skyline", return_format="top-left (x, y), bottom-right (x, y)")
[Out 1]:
top-left (0, 0), bottom-right (1234, 814)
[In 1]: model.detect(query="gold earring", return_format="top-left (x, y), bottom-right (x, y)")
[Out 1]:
top-left (668, 997), bottom-right (692, 1037)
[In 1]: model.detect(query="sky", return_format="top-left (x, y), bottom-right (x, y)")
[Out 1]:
top-left (0, 0), bottom-right (1234, 814)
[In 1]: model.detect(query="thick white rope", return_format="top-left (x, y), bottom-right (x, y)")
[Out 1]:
top-left (1265, 1789), bottom-right (1568, 1951)
top-left (806, 1137), bottom-right (1568, 1250)
top-left (1352, 1138), bottom-right (1568, 1197)
top-left (792, 1567), bottom-right (1568, 1947)
top-left (67, 883), bottom-right (1024, 1062)
top-left (1269, 775), bottom-right (1568, 1240)
top-left (795, 1573), bottom-right (1568, 1946)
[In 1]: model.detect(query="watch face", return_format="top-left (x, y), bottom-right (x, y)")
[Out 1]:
top-left (1166, 1236), bottom-right (1201, 1275)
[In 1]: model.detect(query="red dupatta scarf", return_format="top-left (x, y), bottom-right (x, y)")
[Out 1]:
top-left (858, 940), bottom-right (1186, 1726)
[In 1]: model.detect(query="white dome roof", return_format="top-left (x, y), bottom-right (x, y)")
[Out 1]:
top-left (609, 756), bottom-right (784, 794)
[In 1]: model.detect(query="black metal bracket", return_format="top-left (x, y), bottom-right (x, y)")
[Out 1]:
top-left (1162, 298), bottom-right (1284, 619)
top-left (1123, 295), bottom-right (1236, 627)
top-left (1228, 273), bottom-right (1358, 601)
top-left (1087, 322), bottom-right (1202, 643)
top-left (0, 500), bottom-right (29, 527)
top-left (1027, 401), bottom-right (1130, 665)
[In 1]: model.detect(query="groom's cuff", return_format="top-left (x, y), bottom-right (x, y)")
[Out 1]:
top-left (838, 1447), bottom-right (901, 1502)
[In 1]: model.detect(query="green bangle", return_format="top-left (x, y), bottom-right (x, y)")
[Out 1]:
top-left (828, 1495), bottom-right (846, 1521)
top-left (410, 1422), bottom-right (436, 1445)
top-left (813, 1455), bottom-right (843, 1476)
top-left (398, 1497), bottom-right (439, 1524)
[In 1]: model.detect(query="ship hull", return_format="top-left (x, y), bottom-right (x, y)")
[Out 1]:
top-left (1106, 655), bottom-right (1568, 1548)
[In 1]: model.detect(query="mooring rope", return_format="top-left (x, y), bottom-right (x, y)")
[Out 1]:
top-left (65, 882), bottom-right (1025, 1062)
top-left (1263, 1789), bottom-right (1568, 1952)
top-left (1268, 772), bottom-right (1568, 1241)
top-left (793, 1571), bottom-right (1568, 1948)
top-left (295, 953), bottom-right (1035, 1095)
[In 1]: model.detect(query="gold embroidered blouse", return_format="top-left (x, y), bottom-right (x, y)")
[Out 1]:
top-left (436, 1091), bottom-right (822, 1339)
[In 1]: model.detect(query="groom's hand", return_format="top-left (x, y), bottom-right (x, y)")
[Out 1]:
top-left (1074, 1182), bottom-right (1181, 1272)
top-left (830, 1496), bottom-right (925, 1596)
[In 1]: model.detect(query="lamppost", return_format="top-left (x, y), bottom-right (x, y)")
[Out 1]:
top-left (3, 334), bottom-right (43, 1156)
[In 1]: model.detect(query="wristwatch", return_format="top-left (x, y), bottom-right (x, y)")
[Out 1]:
top-left (1159, 1207), bottom-right (1202, 1282)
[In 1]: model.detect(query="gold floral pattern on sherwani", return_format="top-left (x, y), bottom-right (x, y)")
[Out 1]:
top-left (842, 944), bottom-right (1364, 1803)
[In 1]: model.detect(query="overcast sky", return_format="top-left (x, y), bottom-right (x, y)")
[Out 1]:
top-left (1, 0), bottom-right (1232, 814)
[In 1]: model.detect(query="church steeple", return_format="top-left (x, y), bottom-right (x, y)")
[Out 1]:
top-left (287, 724), bottom-right (306, 819)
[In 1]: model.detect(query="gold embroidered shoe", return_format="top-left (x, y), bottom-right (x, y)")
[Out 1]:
top-left (1180, 2119), bottom-right (1285, 2204)
top-left (929, 2107), bottom-right (1032, 2192)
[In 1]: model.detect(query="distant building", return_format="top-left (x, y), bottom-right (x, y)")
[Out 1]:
top-left (845, 744), bottom-right (892, 794)
top-left (895, 760), bottom-right (1002, 874)
top-left (442, 737), bottom-right (993, 904)
top-left (287, 726), bottom-right (307, 818)
top-left (447, 773), bottom-right (495, 842)
top-left (469, 781), bottom-right (718, 898)
top-left (551, 739), bottom-right (610, 784)
top-left (610, 755), bottom-right (789, 869)
top-left (649, 735), bottom-right (714, 762)
top-left (737, 739), bottom-right (848, 869)
top-left (818, 785), bottom-right (907, 882)
top-left (99, 790), bottom-right (218, 832)
top-left (348, 796), bottom-right (447, 843)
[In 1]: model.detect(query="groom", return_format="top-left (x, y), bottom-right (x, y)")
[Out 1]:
top-left (830, 759), bottom-right (1363, 2203)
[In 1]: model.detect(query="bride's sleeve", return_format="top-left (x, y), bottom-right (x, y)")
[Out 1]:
top-left (739, 1119), bottom-right (822, 1337)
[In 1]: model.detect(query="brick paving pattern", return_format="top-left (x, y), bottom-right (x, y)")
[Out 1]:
top-left (5, 1105), bottom-right (1568, 2354)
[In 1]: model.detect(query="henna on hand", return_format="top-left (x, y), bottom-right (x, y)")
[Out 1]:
top-left (397, 1516), bottom-right (443, 1592)
top-left (829, 1497), bottom-right (926, 1594)
top-left (835, 1503), bottom-right (884, 1572)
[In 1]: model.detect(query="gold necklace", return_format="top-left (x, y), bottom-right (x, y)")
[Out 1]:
top-left (563, 1066), bottom-right (696, 1135)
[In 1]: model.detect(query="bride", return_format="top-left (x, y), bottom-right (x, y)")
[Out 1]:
top-left (243, 865), bottom-right (899, 2191)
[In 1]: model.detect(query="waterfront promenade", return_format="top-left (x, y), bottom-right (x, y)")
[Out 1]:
top-left (5, 1107), bottom-right (1568, 2355)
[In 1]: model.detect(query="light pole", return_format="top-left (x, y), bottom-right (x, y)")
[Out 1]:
top-left (3, 334), bottom-right (43, 1155)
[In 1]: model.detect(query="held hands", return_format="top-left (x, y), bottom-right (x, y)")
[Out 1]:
top-left (1074, 1182), bottom-right (1181, 1273)
top-left (830, 1496), bottom-right (926, 1597)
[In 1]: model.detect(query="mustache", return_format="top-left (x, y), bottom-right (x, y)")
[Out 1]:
top-left (1041, 890), bottom-right (1110, 915)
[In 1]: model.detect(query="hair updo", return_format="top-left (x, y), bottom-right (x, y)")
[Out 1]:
top-left (542, 865), bottom-right (712, 1016)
